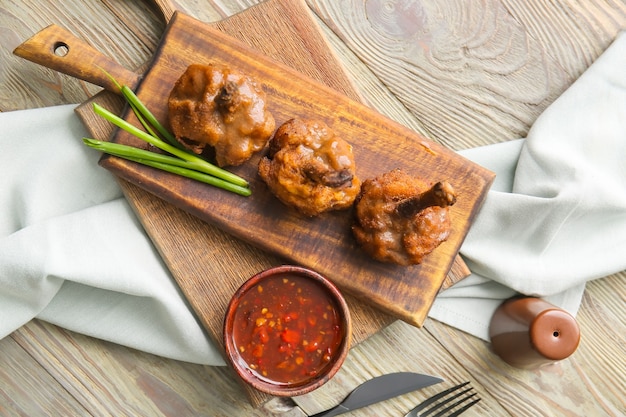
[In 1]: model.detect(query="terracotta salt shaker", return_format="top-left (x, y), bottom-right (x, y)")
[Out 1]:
top-left (489, 297), bottom-right (580, 369)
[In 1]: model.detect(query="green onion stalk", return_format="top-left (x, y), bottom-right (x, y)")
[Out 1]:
top-left (83, 138), bottom-right (251, 196)
top-left (119, 86), bottom-right (183, 150)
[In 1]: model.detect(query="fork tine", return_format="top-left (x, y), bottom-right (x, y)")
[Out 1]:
top-left (430, 395), bottom-right (480, 417)
top-left (440, 398), bottom-right (481, 417)
top-left (411, 382), bottom-right (470, 414)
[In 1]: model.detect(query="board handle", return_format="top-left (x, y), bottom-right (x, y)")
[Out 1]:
top-left (13, 24), bottom-right (140, 94)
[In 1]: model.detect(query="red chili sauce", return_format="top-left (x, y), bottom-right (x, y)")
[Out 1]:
top-left (232, 274), bottom-right (343, 385)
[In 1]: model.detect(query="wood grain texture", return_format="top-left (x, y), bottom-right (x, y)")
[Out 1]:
top-left (0, 334), bottom-right (87, 415)
top-left (10, 320), bottom-right (303, 416)
top-left (2, 0), bottom-right (625, 415)
top-left (0, 0), bottom-right (163, 110)
top-left (307, 0), bottom-right (626, 151)
top-left (500, 0), bottom-right (626, 77)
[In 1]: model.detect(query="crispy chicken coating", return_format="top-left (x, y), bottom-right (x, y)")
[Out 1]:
top-left (258, 118), bottom-right (361, 217)
top-left (168, 63), bottom-right (275, 167)
top-left (352, 169), bottom-right (456, 265)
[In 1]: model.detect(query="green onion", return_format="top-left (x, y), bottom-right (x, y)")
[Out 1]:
top-left (98, 67), bottom-right (175, 146)
top-left (120, 85), bottom-right (183, 150)
top-left (128, 101), bottom-right (161, 141)
top-left (128, 158), bottom-right (251, 196)
top-left (83, 138), bottom-right (251, 196)
top-left (93, 103), bottom-right (249, 188)
top-left (83, 138), bottom-right (210, 171)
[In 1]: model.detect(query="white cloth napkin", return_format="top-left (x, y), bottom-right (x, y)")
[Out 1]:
top-left (430, 31), bottom-right (626, 340)
top-left (0, 105), bottom-right (225, 365)
top-left (2, 32), bottom-right (625, 365)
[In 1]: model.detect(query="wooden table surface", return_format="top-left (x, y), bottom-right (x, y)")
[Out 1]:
top-left (1, 1), bottom-right (625, 416)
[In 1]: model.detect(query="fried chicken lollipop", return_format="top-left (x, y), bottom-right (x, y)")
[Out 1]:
top-left (168, 63), bottom-right (275, 167)
top-left (352, 169), bottom-right (456, 265)
top-left (258, 118), bottom-right (361, 217)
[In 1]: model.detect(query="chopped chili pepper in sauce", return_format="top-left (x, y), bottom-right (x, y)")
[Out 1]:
top-left (232, 274), bottom-right (343, 385)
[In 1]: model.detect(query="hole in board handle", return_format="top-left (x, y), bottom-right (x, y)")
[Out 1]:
top-left (53, 41), bottom-right (69, 57)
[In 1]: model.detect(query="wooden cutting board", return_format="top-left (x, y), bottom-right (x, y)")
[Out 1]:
top-left (14, 0), bottom-right (493, 406)
top-left (109, 10), bottom-right (493, 325)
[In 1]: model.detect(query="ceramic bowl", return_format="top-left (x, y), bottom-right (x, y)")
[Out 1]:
top-left (223, 265), bottom-right (351, 397)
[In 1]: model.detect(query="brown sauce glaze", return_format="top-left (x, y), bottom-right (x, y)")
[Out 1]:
top-left (168, 64), bottom-right (275, 167)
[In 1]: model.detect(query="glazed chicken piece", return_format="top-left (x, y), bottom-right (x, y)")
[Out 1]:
top-left (352, 169), bottom-right (456, 265)
top-left (168, 64), bottom-right (275, 167)
top-left (258, 118), bottom-right (361, 217)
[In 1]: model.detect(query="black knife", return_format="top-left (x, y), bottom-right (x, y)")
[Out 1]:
top-left (308, 372), bottom-right (443, 417)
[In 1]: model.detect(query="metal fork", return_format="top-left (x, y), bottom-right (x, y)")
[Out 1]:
top-left (404, 382), bottom-right (480, 417)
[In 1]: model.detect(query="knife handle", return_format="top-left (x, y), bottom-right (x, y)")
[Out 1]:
top-left (13, 24), bottom-right (140, 94)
